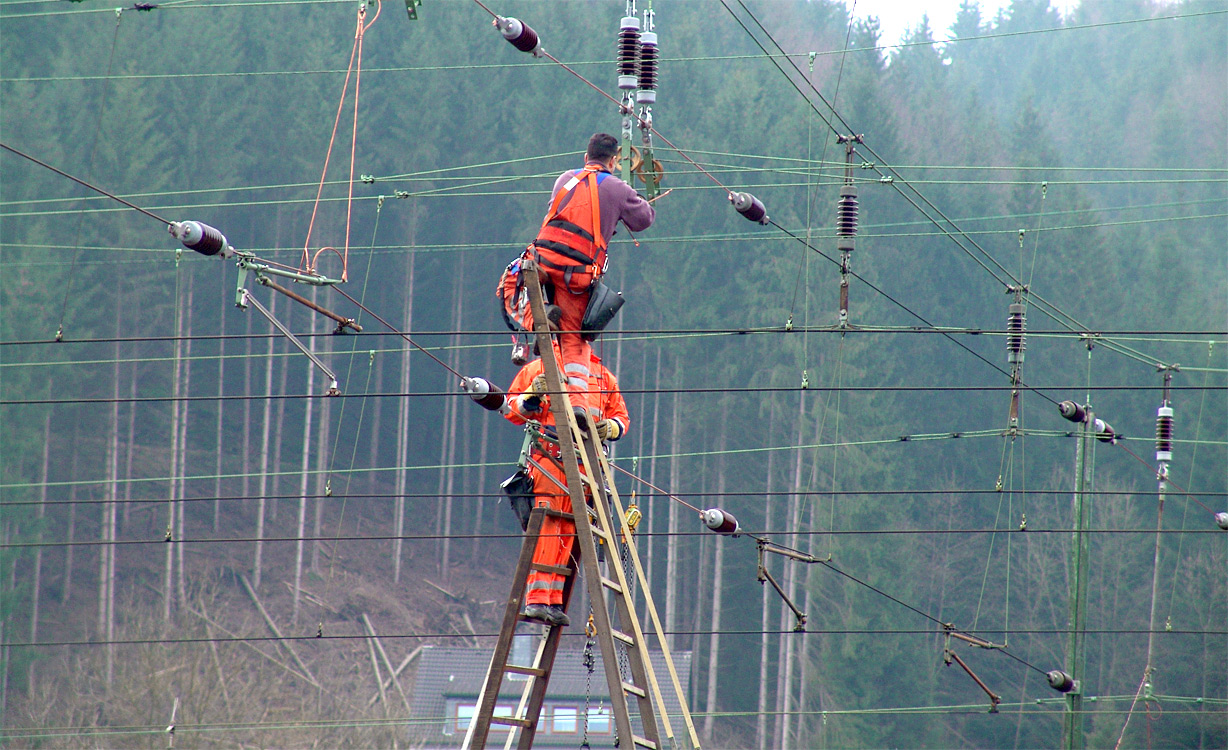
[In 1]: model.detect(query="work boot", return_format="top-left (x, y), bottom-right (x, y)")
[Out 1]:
top-left (523, 603), bottom-right (570, 627)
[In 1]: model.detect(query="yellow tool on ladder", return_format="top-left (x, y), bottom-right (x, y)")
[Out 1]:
top-left (463, 261), bottom-right (700, 750)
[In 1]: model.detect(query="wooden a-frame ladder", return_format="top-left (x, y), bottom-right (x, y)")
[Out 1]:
top-left (462, 263), bottom-right (700, 750)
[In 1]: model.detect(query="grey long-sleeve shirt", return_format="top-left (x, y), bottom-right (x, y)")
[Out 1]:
top-left (547, 162), bottom-right (655, 246)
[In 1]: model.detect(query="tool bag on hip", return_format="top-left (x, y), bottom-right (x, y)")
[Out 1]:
top-left (499, 468), bottom-right (535, 532)
top-left (497, 257), bottom-right (624, 341)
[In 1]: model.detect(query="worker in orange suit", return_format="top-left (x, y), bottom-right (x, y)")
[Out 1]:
top-left (464, 346), bottom-right (629, 627)
top-left (498, 133), bottom-right (654, 430)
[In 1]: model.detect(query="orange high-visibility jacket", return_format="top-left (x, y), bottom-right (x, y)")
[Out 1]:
top-left (503, 349), bottom-right (629, 440)
top-left (530, 165), bottom-right (608, 291)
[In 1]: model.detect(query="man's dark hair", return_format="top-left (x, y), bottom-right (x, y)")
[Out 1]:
top-left (586, 133), bottom-right (619, 163)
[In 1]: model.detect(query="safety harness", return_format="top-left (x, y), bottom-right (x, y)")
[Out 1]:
top-left (530, 164), bottom-right (609, 292)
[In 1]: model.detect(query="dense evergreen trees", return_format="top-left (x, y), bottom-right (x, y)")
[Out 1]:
top-left (1, 1), bottom-right (1224, 747)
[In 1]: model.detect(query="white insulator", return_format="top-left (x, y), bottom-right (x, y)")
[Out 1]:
top-left (1215, 512), bottom-right (1228, 530)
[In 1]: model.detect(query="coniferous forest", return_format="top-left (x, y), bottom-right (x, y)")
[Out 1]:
top-left (1, 1), bottom-right (1225, 747)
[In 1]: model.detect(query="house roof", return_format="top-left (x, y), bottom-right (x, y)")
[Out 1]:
top-left (408, 639), bottom-right (693, 748)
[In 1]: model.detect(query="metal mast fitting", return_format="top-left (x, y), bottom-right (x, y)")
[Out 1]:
top-left (835, 134), bottom-right (863, 328)
top-left (941, 626), bottom-right (1003, 712)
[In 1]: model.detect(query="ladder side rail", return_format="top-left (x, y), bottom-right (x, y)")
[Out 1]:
top-left (466, 508), bottom-right (550, 750)
top-left (521, 263), bottom-right (642, 748)
top-left (590, 441), bottom-right (703, 750)
top-left (513, 550), bottom-right (580, 750)
top-left (574, 431), bottom-right (665, 744)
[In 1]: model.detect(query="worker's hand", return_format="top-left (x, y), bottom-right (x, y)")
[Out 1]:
top-left (595, 419), bottom-right (622, 442)
top-left (528, 373), bottom-right (548, 395)
top-left (518, 393), bottom-right (544, 413)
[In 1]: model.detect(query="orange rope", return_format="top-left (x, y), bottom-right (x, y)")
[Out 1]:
top-left (301, 6), bottom-right (363, 274)
top-left (343, 5), bottom-right (368, 281)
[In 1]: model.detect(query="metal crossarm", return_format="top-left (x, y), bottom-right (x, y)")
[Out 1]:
top-left (464, 262), bottom-right (700, 750)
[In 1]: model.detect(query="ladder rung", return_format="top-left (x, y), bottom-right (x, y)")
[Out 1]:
top-left (631, 734), bottom-right (658, 749)
top-left (621, 680), bottom-right (646, 699)
top-left (589, 525), bottom-right (613, 543)
top-left (490, 716), bottom-right (534, 729)
top-left (530, 562), bottom-right (573, 576)
top-left (599, 576), bottom-right (623, 594)
top-left (610, 628), bottom-right (635, 646)
top-left (544, 508), bottom-right (574, 521)
top-left (504, 664), bottom-right (547, 677)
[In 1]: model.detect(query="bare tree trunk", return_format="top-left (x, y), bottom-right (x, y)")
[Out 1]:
top-left (255, 296), bottom-right (277, 589)
top-left (271, 305), bottom-right (291, 521)
top-left (756, 418), bottom-right (775, 750)
top-left (439, 265), bottom-right (463, 581)
top-left (774, 393), bottom-right (807, 750)
top-left (664, 367), bottom-right (681, 649)
top-left (241, 310), bottom-right (253, 505)
top-left (293, 309), bottom-right (318, 625)
top-left (213, 284), bottom-right (227, 533)
top-left (63, 437), bottom-right (79, 606)
top-left (643, 346), bottom-right (661, 627)
top-left (703, 416), bottom-right (728, 741)
top-left (312, 295), bottom-right (332, 573)
top-left (472, 345), bottom-right (492, 560)
top-left (393, 249), bottom-right (416, 582)
top-left (164, 286), bottom-right (186, 622)
top-left (175, 279), bottom-right (194, 612)
top-left (367, 349), bottom-right (384, 497)
top-left (29, 404), bottom-right (52, 691)
top-left (796, 406), bottom-right (825, 744)
top-left (122, 370), bottom-right (137, 531)
top-left (100, 322), bottom-right (122, 688)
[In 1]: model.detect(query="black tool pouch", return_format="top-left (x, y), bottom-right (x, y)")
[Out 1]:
top-left (500, 469), bottom-right (535, 531)
top-left (580, 280), bottom-right (625, 341)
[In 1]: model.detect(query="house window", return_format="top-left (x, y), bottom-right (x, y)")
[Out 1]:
top-left (551, 706), bottom-right (578, 734)
top-left (451, 703), bottom-right (516, 734)
top-left (586, 705), bottom-right (612, 734)
top-left (454, 704), bottom-right (476, 733)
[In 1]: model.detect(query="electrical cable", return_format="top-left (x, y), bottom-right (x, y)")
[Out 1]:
top-left (0, 142), bottom-right (173, 225)
top-left (5, 324), bottom-right (1225, 348)
top-left (6, 486), bottom-right (1224, 510)
top-left (767, 218), bottom-right (1062, 406)
top-left (719, 0), bottom-right (1196, 375)
top-left (55, 9), bottom-right (124, 341)
top-left (10, 383), bottom-right (1227, 408)
top-left (9, 625), bottom-right (1225, 650)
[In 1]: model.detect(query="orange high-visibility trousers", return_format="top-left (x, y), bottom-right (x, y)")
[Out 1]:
top-left (551, 285), bottom-right (597, 419)
top-left (524, 456), bottom-right (575, 607)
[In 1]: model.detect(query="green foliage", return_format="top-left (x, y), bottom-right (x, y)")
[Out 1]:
top-left (1, 0), bottom-right (1225, 747)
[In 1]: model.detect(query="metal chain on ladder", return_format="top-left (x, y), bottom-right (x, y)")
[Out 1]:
top-left (581, 612), bottom-right (596, 749)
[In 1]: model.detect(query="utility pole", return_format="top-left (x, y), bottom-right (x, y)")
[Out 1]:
top-left (1062, 403), bottom-right (1093, 750)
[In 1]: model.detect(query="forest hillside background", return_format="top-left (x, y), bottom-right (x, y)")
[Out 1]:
top-left (1, 0), bottom-right (1225, 748)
